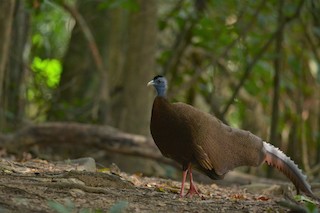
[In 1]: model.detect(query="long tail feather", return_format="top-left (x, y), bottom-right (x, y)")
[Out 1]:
top-left (263, 142), bottom-right (318, 200)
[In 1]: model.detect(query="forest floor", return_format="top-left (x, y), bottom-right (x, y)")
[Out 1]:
top-left (0, 158), bottom-right (318, 213)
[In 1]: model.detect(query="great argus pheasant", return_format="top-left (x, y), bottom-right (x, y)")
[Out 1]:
top-left (148, 75), bottom-right (318, 200)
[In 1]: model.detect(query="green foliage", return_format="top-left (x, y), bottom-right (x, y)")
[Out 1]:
top-left (31, 57), bottom-right (62, 88)
top-left (193, 17), bottom-right (216, 50)
top-left (26, 56), bottom-right (62, 120)
top-left (98, 0), bottom-right (139, 11)
top-left (48, 199), bottom-right (75, 213)
top-left (294, 195), bottom-right (319, 213)
top-left (24, 0), bottom-right (70, 121)
top-left (29, 0), bottom-right (72, 59)
top-left (109, 201), bottom-right (129, 213)
top-left (47, 199), bottom-right (128, 213)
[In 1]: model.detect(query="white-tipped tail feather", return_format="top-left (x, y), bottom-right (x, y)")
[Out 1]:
top-left (263, 142), bottom-right (317, 199)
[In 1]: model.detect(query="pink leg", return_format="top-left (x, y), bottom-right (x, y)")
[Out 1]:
top-left (185, 163), bottom-right (200, 197)
top-left (179, 168), bottom-right (188, 197)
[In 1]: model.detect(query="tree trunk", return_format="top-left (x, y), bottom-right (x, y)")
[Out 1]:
top-left (0, 0), bottom-right (16, 131)
top-left (104, 8), bottom-right (127, 126)
top-left (52, 0), bottom-right (157, 135)
top-left (4, 0), bottom-right (29, 131)
top-left (267, 0), bottom-right (283, 178)
top-left (111, 0), bottom-right (156, 135)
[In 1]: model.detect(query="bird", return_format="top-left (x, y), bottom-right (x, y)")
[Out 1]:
top-left (147, 75), bottom-right (318, 200)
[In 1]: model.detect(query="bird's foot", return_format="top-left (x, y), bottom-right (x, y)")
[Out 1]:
top-left (185, 184), bottom-right (200, 198)
top-left (179, 187), bottom-right (199, 198)
top-left (179, 192), bottom-right (184, 198)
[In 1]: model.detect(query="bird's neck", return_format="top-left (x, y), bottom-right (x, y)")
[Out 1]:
top-left (152, 96), bottom-right (170, 116)
top-left (156, 87), bottom-right (166, 97)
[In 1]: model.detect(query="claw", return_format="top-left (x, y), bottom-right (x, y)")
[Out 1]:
top-left (185, 183), bottom-right (200, 197)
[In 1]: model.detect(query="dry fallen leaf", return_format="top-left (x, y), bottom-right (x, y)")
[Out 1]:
top-left (256, 195), bottom-right (270, 201)
top-left (230, 193), bottom-right (246, 200)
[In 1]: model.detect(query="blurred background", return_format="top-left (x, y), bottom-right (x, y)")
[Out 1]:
top-left (0, 0), bottom-right (319, 182)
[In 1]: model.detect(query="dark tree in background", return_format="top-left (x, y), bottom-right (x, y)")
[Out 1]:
top-left (113, 0), bottom-right (156, 134)
top-left (0, 1), bottom-right (15, 130)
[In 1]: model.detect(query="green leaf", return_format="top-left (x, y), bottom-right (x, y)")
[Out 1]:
top-left (47, 200), bottom-right (74, 213)
top-left (31, 57), bottom-right (62, 88)
top-left (99, 0), bottom-right (139, 11)
top-left (294, 194), bottom-right (313, 203)
top-left (109, 201), bottom-right (129, 213)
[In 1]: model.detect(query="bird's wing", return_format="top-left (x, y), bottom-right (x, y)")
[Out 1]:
top-left (173, 103), bottom-right (266, 176)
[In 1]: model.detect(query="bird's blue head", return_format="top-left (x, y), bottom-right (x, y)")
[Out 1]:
top-left (147, 75), bottom-right (167, 97)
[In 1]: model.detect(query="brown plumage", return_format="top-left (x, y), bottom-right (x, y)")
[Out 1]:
top-left (148, 75), bottom-right (318, 200)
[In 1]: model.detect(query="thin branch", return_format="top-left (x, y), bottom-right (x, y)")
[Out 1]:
top-left (301, 2), bottom-right (320, 167)
top-left (302, 117), bottom-right (312, 175)
top-left (164, 17), bottom-right (197, 87)
top-left (61, 1), bottom-right (105, 76)
top-left (221, 0), bottom-right (305, 116)
top-left (167, 67), bottom-right (202, 99)
top-left (298, 19), bottom-right (318, 176)
top-left (161, 0), bottom-right (185, 24)
top-left (168, 0), bottom-right (267, 110)
top-left (270, 0), bottom-right (283, 146)
top-left (299, 18), bottom-right (320, 64)
top-left (221, 34), bottom-right (276, 116)
top-left (163, 0), bottom-right (207, 87)
top-left (221, 0), bottom-right (268, 58)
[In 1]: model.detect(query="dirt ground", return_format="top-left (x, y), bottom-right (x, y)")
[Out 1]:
top-left (0, 158), bottom-right (318, 213)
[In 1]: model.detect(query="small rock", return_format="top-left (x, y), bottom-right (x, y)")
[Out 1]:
top-left (69, 188), bottom-right (86, 197)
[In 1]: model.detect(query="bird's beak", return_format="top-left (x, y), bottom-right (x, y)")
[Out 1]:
top-left (147, 80), bottom-right (154, 87)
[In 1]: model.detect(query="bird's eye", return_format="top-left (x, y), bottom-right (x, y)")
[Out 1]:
top-left (156, 80), bottom-right (161, 84)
